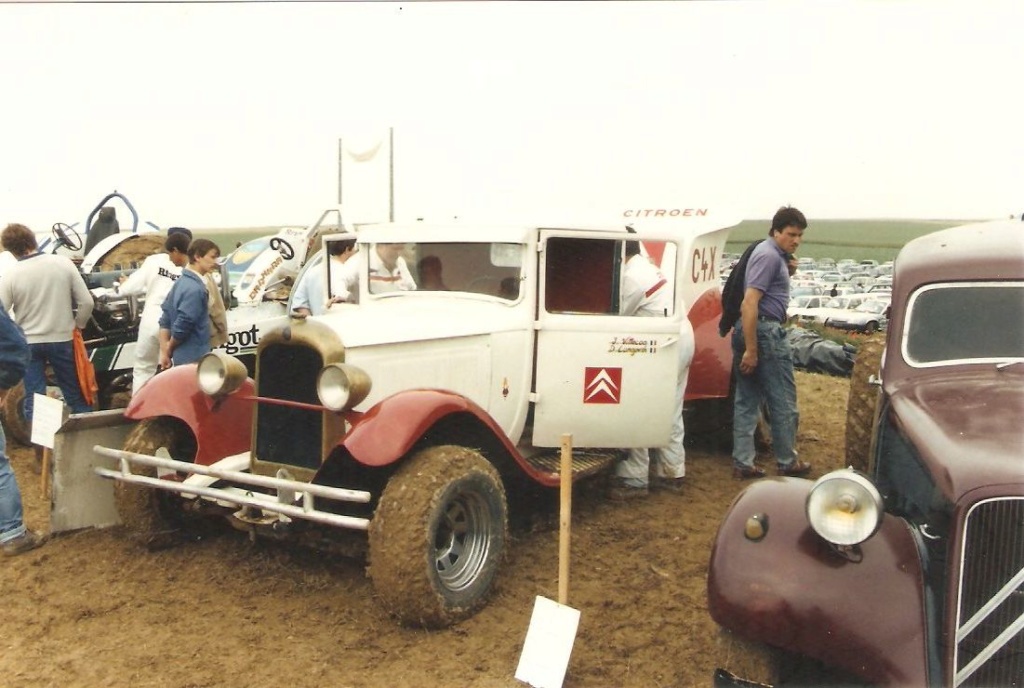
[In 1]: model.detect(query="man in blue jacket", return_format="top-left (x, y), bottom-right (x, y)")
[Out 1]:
top-left (0, 306), bottom-right (45, 556)
top-left (157, 238), bottom-right (221, 368)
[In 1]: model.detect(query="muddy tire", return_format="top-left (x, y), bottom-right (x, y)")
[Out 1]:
top-left (114, 417), bottom-right (197, 546)
top-left (845, 334), bottom-right (885, 473)
top-left (1, 382), bottom-right (30, 446)
top-left (368, 445), bottom-right (508, 628)
top-left (94, 234), bottom-right (165, 273)
top-left (686, 376), bottom-right (771, 455)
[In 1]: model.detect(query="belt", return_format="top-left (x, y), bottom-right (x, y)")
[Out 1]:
top-left (757, 315), bottom-right (784, 324)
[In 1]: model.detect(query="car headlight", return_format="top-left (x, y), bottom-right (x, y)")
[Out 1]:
top-left (805, 469), bottom-right (883, 545)
top-left (317, 363), bottom-right (372, 411)
top-left (197, 351), bottom-right (248, 397)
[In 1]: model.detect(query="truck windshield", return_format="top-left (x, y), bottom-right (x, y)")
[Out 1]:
top-left (905, 282), bottom-right (1024, 365)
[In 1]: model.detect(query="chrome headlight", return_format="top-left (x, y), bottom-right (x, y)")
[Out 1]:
top-left (197, 351), bottom-right (248, 397)
top-left (805, 469), bottom-right (883, 546)
top-left (316, 363), bottom-right (372, 411)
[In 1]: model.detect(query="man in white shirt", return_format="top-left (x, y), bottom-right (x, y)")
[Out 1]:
top-left (117, 227), bottom-right (191, 394)
top-left (292, 238), bottom-right (358, 316)
top-left (368, 243), bottom-right (417, 294)
top-left (608, 238), bottom-right (694, 501)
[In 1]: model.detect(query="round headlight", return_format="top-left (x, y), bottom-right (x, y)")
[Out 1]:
top-left (316, 363), bottom-right (372, 411)
top-left (197, 351), bottom-right (248, 396)
top-left (805, 469), bottom-right (883, 546)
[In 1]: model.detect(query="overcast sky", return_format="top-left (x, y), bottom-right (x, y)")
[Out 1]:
top-left (1, 0), bottom-right (1021, 231)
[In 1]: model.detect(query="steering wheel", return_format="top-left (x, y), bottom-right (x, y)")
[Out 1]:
top-left (52, 222), bottom-right (83, 251)
top-left (269, 237), bottom-right (295, 260)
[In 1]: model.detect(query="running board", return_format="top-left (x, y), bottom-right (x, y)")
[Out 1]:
top-left (521, 448), bottom-right (621, 481)
top-left (92, 445), bottom-right (372, 531)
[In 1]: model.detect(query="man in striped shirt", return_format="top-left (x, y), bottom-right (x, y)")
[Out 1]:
top-left (368, 243), bottom-right (417, 294)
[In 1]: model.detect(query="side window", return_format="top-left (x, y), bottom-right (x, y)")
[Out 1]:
top-left (544, 237), bottom-right (618, 314)
top-left (543, 237), bottom-right (677, 316)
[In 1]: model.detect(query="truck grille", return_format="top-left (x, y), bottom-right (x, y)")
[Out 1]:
top-left (255, 342), bottom-right (324, 471)
top-left (954, 497), bottom-right (1024, 687)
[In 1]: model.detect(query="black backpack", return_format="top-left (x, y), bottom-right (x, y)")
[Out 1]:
top-left (718, 239), bottom-right (764, 337)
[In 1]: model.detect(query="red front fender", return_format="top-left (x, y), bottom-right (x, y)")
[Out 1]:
top-left (707, 478), bottom-right (931, 686)
top-left (342, 389), bottom-right (516, 466)
top-left (125, 364), bottom-right (255, 466)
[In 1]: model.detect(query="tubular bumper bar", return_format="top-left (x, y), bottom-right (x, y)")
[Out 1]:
top-left (93, 445), bottom-right (372, 531)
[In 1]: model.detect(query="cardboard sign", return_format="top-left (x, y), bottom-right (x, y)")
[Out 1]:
top-left (30, 393), bottom-right (65, 449)
top-left (514, 596), bottom-right (580, 688)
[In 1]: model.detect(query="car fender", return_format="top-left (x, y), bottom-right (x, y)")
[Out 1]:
top-left (687, 287), bottom-right (731, 401)
top-left (707, 478), bottom-right (930, 687)
top-left (341, 389), bottom-right (545, 479)
top-left (125, 364), bottom-right (256, 466)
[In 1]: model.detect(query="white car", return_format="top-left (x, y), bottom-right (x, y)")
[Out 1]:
top-left (796, 294), bottom-right (874, 327)
top-left (824, 298), bottom-right (890, 334)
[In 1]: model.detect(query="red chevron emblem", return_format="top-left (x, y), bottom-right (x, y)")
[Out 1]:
top-left (584, 367), bottom-right (621, 404)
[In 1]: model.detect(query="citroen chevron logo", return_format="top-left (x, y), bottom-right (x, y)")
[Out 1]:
top-left (584, 367), bottom-right (622, 404)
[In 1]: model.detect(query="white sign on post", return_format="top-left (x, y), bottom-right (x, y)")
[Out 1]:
top-left (514, 595), bottom-right (581, 688)
top-left (30, 393), bottom-right (64, 449)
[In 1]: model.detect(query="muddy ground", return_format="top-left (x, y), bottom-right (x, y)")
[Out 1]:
top-left (1, 371), bottom-right (851, 688)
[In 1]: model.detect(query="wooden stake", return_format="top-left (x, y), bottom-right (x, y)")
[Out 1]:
top-left (40, 447), bottom-right (51, 500)
top-left (558, 433), bottom-right (572, 606)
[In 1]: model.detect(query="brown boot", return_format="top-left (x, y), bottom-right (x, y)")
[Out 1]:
top-left (32, 445), bottom-right (43, 475)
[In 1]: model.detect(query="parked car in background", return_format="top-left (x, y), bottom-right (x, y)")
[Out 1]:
top-left (786, 294), bottom-right (829, 324)
top-left (797, 293), bottom-right (873, 327)
top-left (824, 298), bottom-right (889, 334)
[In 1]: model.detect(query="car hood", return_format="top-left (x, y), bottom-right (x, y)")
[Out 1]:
top-left (317, 296), bottom-right (527, 348)
top-left (888, 367), bottom-right (1024, 500)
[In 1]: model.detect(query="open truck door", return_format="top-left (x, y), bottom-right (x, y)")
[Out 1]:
top-left (531, 228), bottom-right (685, 448)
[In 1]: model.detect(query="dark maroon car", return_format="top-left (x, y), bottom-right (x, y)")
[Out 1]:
top-left (707, 219), bottom-right (1024, 686)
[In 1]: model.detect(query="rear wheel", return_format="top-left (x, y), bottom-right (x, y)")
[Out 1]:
top-left (368, 445), bottom-right (508, 628)
top-left (1, 382), bottom-right (30, 446)
top-left (114, 417), bottom-right (197, 547)
top-left (845, 334), bottom-right (885, 473)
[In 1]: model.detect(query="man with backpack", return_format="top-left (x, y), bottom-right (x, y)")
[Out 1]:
top-left (727, 207), bottom-right (812, 480)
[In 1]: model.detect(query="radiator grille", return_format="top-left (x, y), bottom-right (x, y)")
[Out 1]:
top-left (954, 497), bottom-right (1024, 687)
top-left (255, 342), bottom-right (324, 470)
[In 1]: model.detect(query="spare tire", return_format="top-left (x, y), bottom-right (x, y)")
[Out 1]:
top-left (845, 334), bottom-right (885, 473)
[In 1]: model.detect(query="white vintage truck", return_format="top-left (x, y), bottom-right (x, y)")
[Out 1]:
top-left (93, 215), bottom-right (738, 627)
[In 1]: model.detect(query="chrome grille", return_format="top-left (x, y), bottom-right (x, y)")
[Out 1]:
top-left (954, 497), bottom-right (1024, 687)
top-left (255, 342), bottom-right (324, 470)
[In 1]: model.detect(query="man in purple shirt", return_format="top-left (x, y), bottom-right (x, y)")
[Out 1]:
top-left (731, 206), bottom-right (813, 480)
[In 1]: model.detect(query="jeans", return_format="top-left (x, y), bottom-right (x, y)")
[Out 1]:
top-left (23, 340), bottom-right (91, 421)
top-left (0, 423), bottom-right (27, 543)
top-left (731, 321), bottom-right (799, 468)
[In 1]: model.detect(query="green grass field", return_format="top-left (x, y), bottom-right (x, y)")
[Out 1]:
top-left (195, 218), bottom-right (981, 264)
top-left (725, 218), bottom-right (976, 262)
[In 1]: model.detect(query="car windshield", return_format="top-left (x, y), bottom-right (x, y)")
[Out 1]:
top-left (905, 282), bottom-right (1024, 365)
top-left (224, 237), bottom-right (271, 291)
top-left (365, 241), bottom-right (524, 300)
top-left (856, 300), bottom-right (887, 314)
